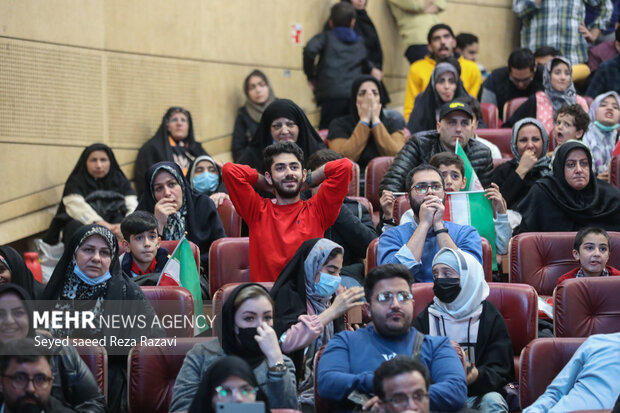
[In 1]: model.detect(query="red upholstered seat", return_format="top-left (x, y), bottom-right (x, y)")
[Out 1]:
top-left (475, 128), bottom-right (513, 158)
top-left (553, 277), bottom-right (620, 337)
top-left (159, 240), bottom-right (200, 272)
top-left (365, 237), bottom-right (379, 275)
top-left (364, 156), bottom-right (394, 225)
top-left (347, 196), bottom-right (374, 220)
top-left (74, 344), bottom-right (108, 400)
top-left (127, 337), bottom-right (216, 413)
top-left (480, 102), bottom-right (499, 128)
top-left (349, 162), bottom-right (360, 196)
top-left (314, 344), bottom-right (334, 413)
top-left (140, 286), bottom-right (195, 337)
top-left (509, 232), bottom-right (620, 297)
top-left (412, 282), bottom-right (537, 376)
top-left (519, 337), bottom-right (586, 409)
top-left (503, 97), bottom-right (528, 123)
top-left (216, 198), bottom-right (242, 237)
top-left (208, 237), bottom-right (250, 296)
top-left (610, 153), bottom-right (620, 189)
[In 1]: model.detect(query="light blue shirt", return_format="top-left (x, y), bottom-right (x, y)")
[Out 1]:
top-left (524, 333), bottom-right (620, 412)
top-left (377, 220), bottom-right (482, 282)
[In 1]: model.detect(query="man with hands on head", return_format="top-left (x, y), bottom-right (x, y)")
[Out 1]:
top-left (377, 164), bottom-right (482, 283)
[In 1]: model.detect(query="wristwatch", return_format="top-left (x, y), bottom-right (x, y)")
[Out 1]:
top-left (434, 228), bottom-right (449, 235)
top-left (268, 361), bottom-right (287, 372)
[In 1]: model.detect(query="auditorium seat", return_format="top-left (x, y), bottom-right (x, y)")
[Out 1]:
top-left (480, 102), bottom-right (499, 128)
top-left (74, 344), bottom-right (108, 400)
top-left (365, 237), bottom-right (379, 274)
top-left (314, 345), bottom-right (334, 413)
top-left (475, 128), bottom-right (513, 158)
top-left (318, 129), bottom-right (329, 144)
top-left (349, 161), bottom-right (360, 196)
top-left (208, 237), bottom-right (250, 296)
top-left (159, 239), bottom-right (200, 272)
top-left (141, 286), bottom-right (195, 337)
top-left (610, 152), bottom-right (620, 189)
top-left (554, 277), bottom-right (620, 337)
top-left (509, 232), bottom-right (620, 297)
top-left (393, 194), bottom-right (410, 224)
top-left (347, 196), bottom-right (374, 220)
top-left (412, 282), bottom-right (537, 376)
top-left (503, 97), bottom-right (528, 123)
top-left (128, 337), bottom-right (216, 413)
top-left (216, 198), bottom-right (242, 237)
top-left (364, 156), bottom-right (394, 224)
top-left (519, 337), bottom-right (586, 410)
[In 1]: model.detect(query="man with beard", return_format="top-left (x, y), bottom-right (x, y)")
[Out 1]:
top-left (317, 264), bottom-right (467, 412)
top-left (222, 141), bottom-right (352, 282)
top-left (0, 339), bottom-right (76, 413)
top-left (377, 165), bottom-right (482, 283)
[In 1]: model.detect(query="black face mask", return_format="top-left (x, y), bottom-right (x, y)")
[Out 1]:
top-left (433, 278), bottom-right (461, 303)
top-left (236, 327), bottom-right (263, 356)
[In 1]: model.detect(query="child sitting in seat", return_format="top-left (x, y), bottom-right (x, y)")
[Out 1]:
top-left (556, 227), bottom-right (620, 286)
top-left (550, 104), bottom-right (589, 156)
top-left (120, 210), bottom-right (169, 285)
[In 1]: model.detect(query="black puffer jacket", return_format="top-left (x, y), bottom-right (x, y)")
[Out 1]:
top-left (379, 130), bottom-right (493, 194)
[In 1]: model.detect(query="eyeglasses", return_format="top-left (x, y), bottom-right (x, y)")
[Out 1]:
top-left (375, 291), bottom-right (413, 304)
top-left (3, 373), bottom-right (53, 390)
top-left (411, 183), bottom-right (443, 194)
top-left (384, 391), bottom-right (429, 407)
top-left (214, 385), bottom-right (258, 399)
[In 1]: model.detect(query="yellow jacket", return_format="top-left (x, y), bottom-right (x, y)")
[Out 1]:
top-left (403, 55), bottom-right (482, 121)
top-left (387, 0), bottom-right (447, 46)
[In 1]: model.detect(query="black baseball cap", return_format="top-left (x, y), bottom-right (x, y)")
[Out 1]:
top-left (439, 101), bottom-right (474, 120)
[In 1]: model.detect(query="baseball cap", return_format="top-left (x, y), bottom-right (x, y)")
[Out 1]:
top-left (439, 101), bottom-right (473, 120)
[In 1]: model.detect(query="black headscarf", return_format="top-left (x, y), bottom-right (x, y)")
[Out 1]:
top-left (218, 283), bottom-right (273, 369)
top-left (237, 99), bottom-right (326, 172)
top-left (45, 143), bottom-right (135, 244)
top-left (134, 107), bottom-right (208, 196)
top-left (136, 161), bottom-right (225, 267)
top-left (327, 75), bottom-right (400, 169)
top-left (0, 283), bottom-right (36, 340)
top-left (0, 246), bottom-right (42, 299)
top-left (187, 355), bottom-right (269, 413)
top-left (517, 140), bottom-right (620, 232)
top-left (407, 61), bottom-right (469, 134)
top-left (270, 238), bottom-right (343, 378)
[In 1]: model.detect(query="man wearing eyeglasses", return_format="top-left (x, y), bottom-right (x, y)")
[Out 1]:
top-left (0, 338), bottom-right (76, 413)
top-left (317, 264), bottom-right (468, 412)
top-left (373, 356), bottom-right (431, 413)
top-left (377, 163), bottom-right (483, 283)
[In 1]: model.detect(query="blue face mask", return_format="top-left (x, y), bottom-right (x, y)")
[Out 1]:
top-left (314, 273), bottom-right (341, 297)
top-left (73, 263), bottom-right (112, 286)
top-left (594, 120), bottom-right (620, 132)
top-left (192, 172), bottom-right (219, 194)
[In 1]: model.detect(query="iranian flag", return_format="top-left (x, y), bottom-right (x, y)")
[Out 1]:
top-left (455, 141), bottom-right (483, 190)
top-left (443, 191), bottom-right (497, 270)
top-left (157, 237), bottom-right (207, 333)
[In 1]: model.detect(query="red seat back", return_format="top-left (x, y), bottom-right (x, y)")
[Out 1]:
top-left (216, 198), bottom-right (242, 237)
top-left (519, 338), bottom-right (586, 409)
top-left (74, 344), bottom-right (108, 400)
top-left (208, 237), bottom-right (250, 296)
top-left (346, 196), bottom-right (374, 220)
top-left (475, 128), bottom-right (513, 158)
top-left (159, 240), bottom-right (200, 272)
top-left (480, 103), bottom-right (499, 128)
top-left (128, 337), bottom-right (216, 413)
top-left (141, 286), bottom-right (195, 337)
top-left (503, 97), bottom-right (528, 123)
top-left (349, 162), bottom-right (360, 197)
top-left (554, 277), bottom-right (620, 337)
top-left (365, 237), bottom-right (379, 275)
top-left (23, 252), bottom-right (43, 283)
top-left (314, 345), bottom-right (334, 413)
top-left (394, 195), bottom-right (410, 224)
top-left (364, 156), bottom-right (394, 217)
top-left (509, 232), bottom-right (620, 296)
top-left (610, 153), bottom-right (620, 189)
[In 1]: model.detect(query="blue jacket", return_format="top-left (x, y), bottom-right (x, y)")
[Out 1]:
top-left (377, 220), bottom-right (482, 282)
top-left (317, 325), bottom-right (468, 411)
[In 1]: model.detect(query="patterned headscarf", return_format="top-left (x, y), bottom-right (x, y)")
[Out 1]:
top-left (149, 164), bottom-right (187, 240)
top-left (543, 56), bottom-right (577, 117)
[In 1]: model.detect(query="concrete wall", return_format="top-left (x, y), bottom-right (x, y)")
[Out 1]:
top-left (0, 0), bottom-right (516, 244)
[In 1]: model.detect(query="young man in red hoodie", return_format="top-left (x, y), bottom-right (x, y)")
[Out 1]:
top-left (223, 141), bottom-right (352, 282)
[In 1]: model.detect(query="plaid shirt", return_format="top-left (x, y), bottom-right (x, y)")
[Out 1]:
top-left (513, 0), bottom-right (613, 64)
top-left (575, 267), bottom-right (610, 278)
